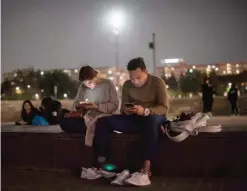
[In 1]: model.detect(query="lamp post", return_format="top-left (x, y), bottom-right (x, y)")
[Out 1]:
top-left (109, 10), bottom-right (125, 87)
top-left (113, 28), bottom-right (120, 86)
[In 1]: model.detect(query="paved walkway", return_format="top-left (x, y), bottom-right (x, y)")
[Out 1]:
top-left (2, 169), bottom-right (247, 191)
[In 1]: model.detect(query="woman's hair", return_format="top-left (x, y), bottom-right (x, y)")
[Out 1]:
top-left (79, 65), bottom-right (99, 82)
top-left (21, 100), bottom-right (36, 119)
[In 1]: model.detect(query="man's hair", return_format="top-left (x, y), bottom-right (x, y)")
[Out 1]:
top-left (41, 97), bottom-right (53, 109)
top-left (127, 57), bottom-right (146, 71)
top-left (79, 65), bottom-right (99, 82)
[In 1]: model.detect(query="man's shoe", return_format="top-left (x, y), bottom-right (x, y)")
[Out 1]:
top-left (97, 168), bottom-right (116, 178)
top-left (80, 167), bottom-right (102, 180)
top-left (125, 172), bottom-right (151, 186)
top-left (111, 170), bottom-right (130, 186)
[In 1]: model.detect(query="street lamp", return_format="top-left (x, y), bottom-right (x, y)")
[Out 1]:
top-left (108, 10), bottom-right (125, 86)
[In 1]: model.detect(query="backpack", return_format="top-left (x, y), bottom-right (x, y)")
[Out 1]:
top-left (32, 115), bottom-right (49, 126)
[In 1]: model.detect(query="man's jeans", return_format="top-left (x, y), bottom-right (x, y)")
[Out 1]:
top-left (94, 114), bottom-right (167, 162)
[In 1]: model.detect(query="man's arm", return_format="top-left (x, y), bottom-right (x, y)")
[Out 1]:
top-left (120, 81), bottom-right (130, 114)
top-left (148, 79), bottom-right (169, 115)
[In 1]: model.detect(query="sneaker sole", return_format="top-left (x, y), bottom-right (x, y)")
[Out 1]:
top-left (125, 179), bottom-right (151, 187)
top-left (111, 181), bottom-right (124, 186)
top-left (101, 174), bottom-right (116, 179)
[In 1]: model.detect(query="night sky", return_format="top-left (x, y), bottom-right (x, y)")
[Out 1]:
top-left (2, 0), bottom-right (247, 73)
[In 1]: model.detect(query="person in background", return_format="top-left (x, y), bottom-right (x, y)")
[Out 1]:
top-left (201, 77), bottom-right (216, 117)
top-left (38, 97), bottom-right (53, 124)
top-left (16, 100), bottom-right (39, 125)
top-left (227, 84), bottom-right (239, 116)
top-left (60, 65), bottom-right (119, 133)
top-left (81, 58), bottom-right (168, 186)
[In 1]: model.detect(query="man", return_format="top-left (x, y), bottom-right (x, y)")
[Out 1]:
top-left (86, 57), bottom-right (169, 186)
top-left (201, 77), bottom-right (216, 116)
top-left (227, 84), bottom-right (239, 115)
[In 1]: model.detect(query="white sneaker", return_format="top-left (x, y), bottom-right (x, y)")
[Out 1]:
top-left (207, 112), bottom-right (212, 117)
top-left (125, 172), bottom-right (151, 186)
top-left (97, 168), bottom-right (116, 178)
top-left (111, 170), bottom-right (131, 186)
top-left (80, 167), bottom-right (102, 180)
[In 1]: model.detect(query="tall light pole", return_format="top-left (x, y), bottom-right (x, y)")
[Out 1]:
top-left (109, 10), bottom-right (125, 87)
top-left (149, 33), bottom-right (156, 75)
top-left (113, 28), bottom-right (120, 86)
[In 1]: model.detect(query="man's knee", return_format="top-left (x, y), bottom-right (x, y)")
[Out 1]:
top-left (145, 115), bottom-right (166, 125)
top-left (142, 115), bottom-right (166, 133)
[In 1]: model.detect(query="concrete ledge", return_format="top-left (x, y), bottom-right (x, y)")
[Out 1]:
top-left (2, 117), bottom-right (247, 177)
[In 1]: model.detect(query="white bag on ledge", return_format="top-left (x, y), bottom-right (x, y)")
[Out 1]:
top-left (166, 113), bottom-right (222, 142)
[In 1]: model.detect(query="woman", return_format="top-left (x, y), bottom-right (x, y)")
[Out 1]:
top-left (17, 100), bottom-right (39, 125)
top-left (60, 65), bottom-right (119, 133)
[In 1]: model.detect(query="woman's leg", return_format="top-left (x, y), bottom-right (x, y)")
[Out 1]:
top-left (60, 117), bottom-right (86, 133)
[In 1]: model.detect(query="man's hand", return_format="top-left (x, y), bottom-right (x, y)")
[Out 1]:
top-left (127, 105), bottom-right (145, 115)
top-left (124, 107), bottom-right (136, 115)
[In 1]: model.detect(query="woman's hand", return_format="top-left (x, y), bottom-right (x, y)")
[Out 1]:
top-left (83, 103), bottom-right (98, 110)
top-left (20, 120), bottom-right (27, 125)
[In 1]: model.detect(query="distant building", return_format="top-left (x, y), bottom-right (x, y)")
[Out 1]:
top-left (157, 60), bottom-right (247, 80)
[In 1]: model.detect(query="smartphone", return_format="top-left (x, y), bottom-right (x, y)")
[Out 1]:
top-left (125, 103), bottom-right (135, 108)
top-left (79, 101), bottom-right (91, 105)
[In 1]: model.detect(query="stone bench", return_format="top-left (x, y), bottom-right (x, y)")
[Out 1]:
top-left (2, 117), bottom-right (247, 177)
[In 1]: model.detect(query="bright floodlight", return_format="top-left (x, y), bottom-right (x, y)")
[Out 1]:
top-left (108, 10), bottom-right (125, 34)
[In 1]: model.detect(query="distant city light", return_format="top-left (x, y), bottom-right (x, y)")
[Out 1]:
top-left (212, 65), bottom-right (216, 68)
top-left (178, 94), bottom-right (182, 99)
top-left (41, 89), bottom-right (44, 92)
top-left (108, 70), bottom-right (112, 74)
top-left (223, 71), bottom-right (226, 74)
top-left (215, 67), bottom-right (219, 71)
top-left (74, 69), bottom-right (78, 73)
top-left (192, 65), bottom-right (196, 69)
top-left (109, 77), bottom-right (114, 81)
top-left (166, 85), bottom-right (169, 89)
top-left (189, 93), bottom-right (193, 98)
top-left (171, 67), bottom-right (175, 71)
top-left (189, 69), bottom-right (193, 73)
top-left (40, 71), bottom-right (44, 75)
top-left (14, 73), bottom-right (17, 77)
top-left (228, 83), bottom-right (232, 87)
top-left (226, 63), bottom-right (231, 66)
top-left (63, 93), bottom-right (68, 98)
top-left (236, 70), bottom-right (240, 74)
top-left (35, 94), bottom-right (39, 100)
top-left (27, 85), bottom-right (31, 88)
top-left (236, 64), bottom-right (239, 67)
top-left (15, 86), bottom-right (22, 94)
